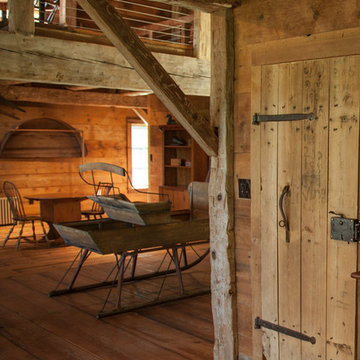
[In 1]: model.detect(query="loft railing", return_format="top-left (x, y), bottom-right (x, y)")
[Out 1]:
top-left (31, 0), bottom-right (194, 51)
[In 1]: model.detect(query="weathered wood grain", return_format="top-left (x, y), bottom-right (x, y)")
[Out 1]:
top-left (0, 86), bottom-right (148, 109)
top-left (251, 27), bottom-right (360, 67)
top-left (277, 62), bottom-right (302, 360)
top-left (76, 0), bottom-right (217, 157)
top-left (250, 65), bottom-right (262, 360)
top-left (208, 8), bottom-right (237, 360)
top-left (8, 0), bottom-right (34, 35)
top-left (327, 56), bottom-right (359, 360)
top-left (55, 218), bottom-right (209, 255)
top-left (0, 32), bottom-right (210, 96)
top-left (301, 59), bottom-right (329, 360)
top-left (260, 64), bottom-right (279, 360)
top-left (235, 0), bottom-right (360, 46)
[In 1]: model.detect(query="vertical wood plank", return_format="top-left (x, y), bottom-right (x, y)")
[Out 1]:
top-left (260, 64), bottom-right (279, 360)
top-left (301, 59), bottom-right (329, 360)
top-left (277, 62), bottom-right (302, 360)
top-left (8, 0), bottom-right (34, 35)
top-left (251, 65), bottom-right (262, 360)
top-left (209, 8), bottom-right (237, 360)
top-left (327, 56), bottom-right (359, 360)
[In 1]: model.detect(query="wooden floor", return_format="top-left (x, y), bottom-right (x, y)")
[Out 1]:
top-left (0, 224), bottom-right (214, 360)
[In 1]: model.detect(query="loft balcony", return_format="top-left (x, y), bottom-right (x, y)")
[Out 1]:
top-left (0, 0), bottom-right (195, 56)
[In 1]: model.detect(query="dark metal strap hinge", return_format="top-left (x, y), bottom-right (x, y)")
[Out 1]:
top-left (252, 112), bottom-right (314, 125)
top-left (254, 317), bottom-right (316, 344)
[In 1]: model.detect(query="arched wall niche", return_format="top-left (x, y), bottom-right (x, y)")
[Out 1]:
top-left (0, 118), bottom-right (87, 159)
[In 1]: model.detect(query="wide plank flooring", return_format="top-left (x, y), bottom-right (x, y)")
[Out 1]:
top-left (0, 224), bottom-right (213, 360)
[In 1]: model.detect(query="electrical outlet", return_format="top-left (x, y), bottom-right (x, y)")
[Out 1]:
top-left (238, 179), bottom-right (251, 199)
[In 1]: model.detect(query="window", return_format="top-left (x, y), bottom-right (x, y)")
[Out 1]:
top-left (128, 121), bottom-right (149, 189)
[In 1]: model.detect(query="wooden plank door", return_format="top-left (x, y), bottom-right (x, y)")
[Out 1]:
top-left (252, 55), bottom-right (360, 360)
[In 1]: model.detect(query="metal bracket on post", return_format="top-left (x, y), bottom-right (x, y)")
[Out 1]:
top-left (252, 112), bottom-right (314, 125)
top-left (254, 317), bottom-right (316, 344)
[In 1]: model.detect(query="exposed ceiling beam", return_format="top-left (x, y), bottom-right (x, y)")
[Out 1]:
top-left (76, 0), bottom-right (217, 157)
top-left (0, 32), bottom-right (210, 96)
top-left (145, 0), bottom-right (241, 13)
top-left (0, 86), bottom-right (148, 108)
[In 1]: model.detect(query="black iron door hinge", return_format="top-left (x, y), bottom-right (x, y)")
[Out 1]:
top-left (252, 112), bottom-right (314, 125)
top-left (254, 317), bottom-right (316, 344)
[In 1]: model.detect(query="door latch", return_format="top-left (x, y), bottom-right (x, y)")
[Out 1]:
top-left (330, 212), bottom-right (359, 243)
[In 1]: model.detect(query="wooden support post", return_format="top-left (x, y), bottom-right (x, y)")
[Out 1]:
top-left (59, 0), bottom-right (77, 27)
top-left (8, 0), bottom-right (34, 35)
top-left (76, 0), bottom-right (217, 157)
top-left (59, 0), bottom-right (67, 26)
top-left (193, 11), bottom-right (211, 61)
top-left (209, 8), bottom-right (237, 359)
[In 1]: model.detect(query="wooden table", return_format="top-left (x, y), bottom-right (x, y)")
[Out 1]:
top-left (25, 193), bottom-right (88, 241)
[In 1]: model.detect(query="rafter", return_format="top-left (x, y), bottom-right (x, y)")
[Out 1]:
top-left (76, 0), bottom-right (217, 156)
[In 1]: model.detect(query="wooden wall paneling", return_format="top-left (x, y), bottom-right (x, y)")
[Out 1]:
top-left (251, 28), bottom-right (360, 68)
top-left (235, 0), bottom-right (360, 47)
top-left (250, 65), bottom-right (262, 360)
top-left (326, 56), bottom-right (359, 360)
top-left (277, 62), bottom-right (302, 359)
top-left (0, 104), bottom-right (131, 214)
top-left (235, 215), bottom-right (252, 355)
top-left (301, 59), bottom-right (329, 359)
top-left (260, 64), bottom-right (279, 360)
top-left (209, 8), bottom-right (236, 359)
top-left (234, 92), bottom-right (251, 154)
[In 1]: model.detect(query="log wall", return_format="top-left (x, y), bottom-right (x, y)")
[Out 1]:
top-left (233, 1), bottom-right (360, 358)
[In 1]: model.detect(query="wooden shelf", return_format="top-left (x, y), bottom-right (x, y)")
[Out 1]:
top-left (0, 118), bottom-right (86, 159)
top-left (160, 124), bottom-right (209, 211)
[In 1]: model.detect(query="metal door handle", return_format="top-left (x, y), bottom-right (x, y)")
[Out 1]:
top-left (279, 185), bottom-right (290, 243)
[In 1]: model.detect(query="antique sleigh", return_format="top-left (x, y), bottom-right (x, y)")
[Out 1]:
top-left (49, 162), bottom-right (210, 318)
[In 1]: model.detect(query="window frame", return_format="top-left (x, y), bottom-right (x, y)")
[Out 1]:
top-left (126, 117), bottom-right (149, 191)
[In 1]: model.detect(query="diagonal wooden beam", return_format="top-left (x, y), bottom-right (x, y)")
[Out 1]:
top-left (76, 0), bottom-right (217, 157)
top-left (132, 108), bottom-right (149, 125)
